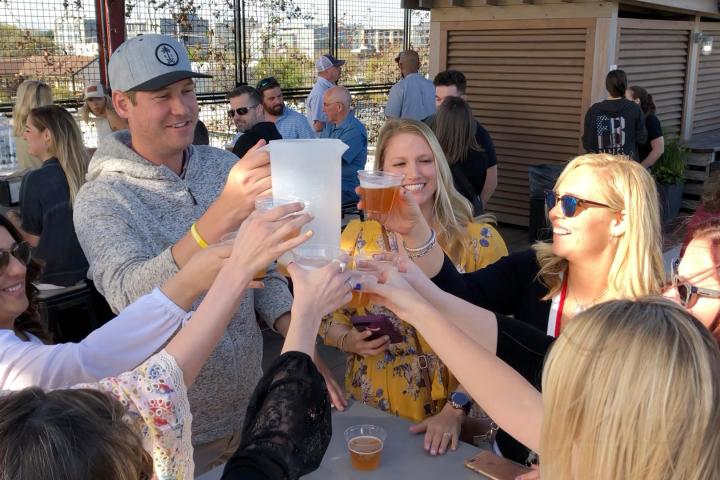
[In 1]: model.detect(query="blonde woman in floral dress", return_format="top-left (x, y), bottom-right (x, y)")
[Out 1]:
top-left (320, 119), bottom-right (507, 457)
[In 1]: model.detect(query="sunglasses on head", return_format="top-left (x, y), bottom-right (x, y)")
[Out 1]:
top-left (544, 190), bottom-right (613, 218)
top-left (228, 105), bottom-right (258, 118)
top-left (0, 242), bottom-right (32, 273)
top-left (672, 258), bottom-right (720, 308)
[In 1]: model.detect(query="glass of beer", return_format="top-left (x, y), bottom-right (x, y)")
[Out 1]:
top-left (357, 170), bottom-right (403, 215)
top-left (292, 244), bottom-right (348, 271)
top-left (347, 255), bottom-right (382, 309)
top-left (254, 196), bottom-right (311, 278)
top-left (344, 424), bottom-right (387, 471)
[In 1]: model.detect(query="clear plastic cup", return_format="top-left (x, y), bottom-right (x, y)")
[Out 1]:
top-left (357, 170), bottom-right (404, 215)
top-left (344, 424), bottom-right (387, 471)
top-left (254, 196), bottom-right (310, 277)
top-left (291, 244), bottom-right (348, 271)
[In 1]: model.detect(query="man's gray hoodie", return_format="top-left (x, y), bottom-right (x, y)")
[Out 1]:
top-left (73, 130), bottom-right (293, 445)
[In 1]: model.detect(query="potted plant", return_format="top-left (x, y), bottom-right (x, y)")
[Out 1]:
top-left (651, 136), bottom-right (688, 226)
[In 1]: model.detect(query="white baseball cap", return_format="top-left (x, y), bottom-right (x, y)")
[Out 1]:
top-left (108, 34), bottom-right (211, 92)
top-left (83, 83), bottom-right (106, 99)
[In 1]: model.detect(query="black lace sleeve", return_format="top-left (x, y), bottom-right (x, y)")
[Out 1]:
top-left (221, 351), bottom-right (332, 480)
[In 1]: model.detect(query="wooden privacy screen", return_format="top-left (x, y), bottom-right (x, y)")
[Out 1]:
top-left (692, 27), bottom-right (720, 137)
top-left (443, 19), bottom-right (595, 226)
top-left (617, 21), bottom-right (691, 138)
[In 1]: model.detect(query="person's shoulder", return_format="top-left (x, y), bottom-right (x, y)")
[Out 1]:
top-left (284, 107), bottom-right (304, 119)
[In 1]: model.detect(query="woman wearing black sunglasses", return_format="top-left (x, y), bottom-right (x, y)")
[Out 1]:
top-left (665, 217), bottom-right (720, 341)
top-left (0, 212), bottom-right (241, 391)
top-left (361, 152), bottom-right (665, 463)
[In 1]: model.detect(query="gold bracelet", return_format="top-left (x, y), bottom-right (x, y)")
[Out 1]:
top-left (190, 223), bottom-right (209, 249)
top-left (337, 331), bottom-right (350, 351)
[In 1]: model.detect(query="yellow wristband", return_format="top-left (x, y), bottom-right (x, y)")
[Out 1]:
top-left (190, 223), bottom-right (209, 249)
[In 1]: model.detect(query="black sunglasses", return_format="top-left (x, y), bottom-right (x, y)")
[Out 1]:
top-left (0, 242), bottom-right (32, 273)
top-left (544, 190), bottom-right (613, 218)
top-left (672, 258), bottom-right (720, 308)
top-left (228, 105), bottom-right (258, 118)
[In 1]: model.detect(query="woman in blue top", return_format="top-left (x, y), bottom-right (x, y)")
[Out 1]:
top-left (18, 105), bottom-right (89, 286)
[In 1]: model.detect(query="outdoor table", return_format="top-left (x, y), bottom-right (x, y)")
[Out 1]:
top-left (304, 401), bottom-right (490, 479)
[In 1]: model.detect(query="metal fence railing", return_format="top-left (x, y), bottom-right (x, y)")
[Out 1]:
top-left (0, 0), bottom-right (430, 146)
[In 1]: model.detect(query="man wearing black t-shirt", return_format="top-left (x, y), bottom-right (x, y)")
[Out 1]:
top-left (424, 70), bottom-right (498, 205)
top-left (582, 70), bottom-right (647, 161)
top-left (228, 85), bottom-right (282, 158)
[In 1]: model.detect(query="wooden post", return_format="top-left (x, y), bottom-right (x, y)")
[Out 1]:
top-left (681, 16), bottom-right (701, 141)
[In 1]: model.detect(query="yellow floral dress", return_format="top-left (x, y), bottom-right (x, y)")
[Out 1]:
top-left (319, 220), bottom-right (508, 422)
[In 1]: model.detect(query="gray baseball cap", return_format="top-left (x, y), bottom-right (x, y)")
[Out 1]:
top-left (108, 34), bottom-right (212, 92)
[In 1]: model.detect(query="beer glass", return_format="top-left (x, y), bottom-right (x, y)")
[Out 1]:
top-left (347, 255), bottom-right (379, 309)
top-left (222, 197), bottom-right (309, 279)
top-left (357, 170), bottom-right (403, 215)
top-left (344, 424), bottom-right (387, 471)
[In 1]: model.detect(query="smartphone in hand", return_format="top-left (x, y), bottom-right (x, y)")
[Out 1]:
top-left (351, 314), bottom-right (403, 344)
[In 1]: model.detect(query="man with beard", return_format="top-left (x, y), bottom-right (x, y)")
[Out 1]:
top-left (227, 85), bottom-right (281, 158)
top-left (256, 77), bottom-right (316, 139)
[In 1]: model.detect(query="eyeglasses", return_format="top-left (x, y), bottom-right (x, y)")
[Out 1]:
top-left (544, 190), bottom-right (613, 218)
top-left (672, 258), bottom-right (720, 308)
top-left (256, 77), bottom-right (279, 90)
top-left (228, 105), bottom-right (258, 118)
top-left (0, 242), bottom-right (32, 274)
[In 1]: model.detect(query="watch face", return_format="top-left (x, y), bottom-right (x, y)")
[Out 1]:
top-left (451, 392), bottom-right (469, 406)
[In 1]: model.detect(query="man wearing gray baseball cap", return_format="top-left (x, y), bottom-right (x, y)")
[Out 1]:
top-left (73, 34), bottom-right (345, 474)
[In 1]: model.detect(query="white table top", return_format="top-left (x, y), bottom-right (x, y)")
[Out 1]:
top-left (304, 402), bottom-right (490, 479)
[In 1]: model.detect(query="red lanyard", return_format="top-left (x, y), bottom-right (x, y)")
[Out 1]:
top-left (555, 275), bottom-right (569, 337)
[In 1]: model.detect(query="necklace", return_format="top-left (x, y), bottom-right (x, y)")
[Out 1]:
top-left (570, 288), bottom-right (609, 314)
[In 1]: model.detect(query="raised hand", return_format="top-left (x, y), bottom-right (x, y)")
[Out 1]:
top-left (218, 140), bottom-right (272, 227)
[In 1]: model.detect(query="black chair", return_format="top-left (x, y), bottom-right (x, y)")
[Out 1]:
top-left (36, 281), bottom-right (114, 343)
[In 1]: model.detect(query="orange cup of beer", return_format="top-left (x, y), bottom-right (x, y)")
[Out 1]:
top-left (357, 170), bottom-right (404, 215)
top-left (344, 425), bottom-right (387, 471)
top-left (346, 255), bottom-right (382, 309)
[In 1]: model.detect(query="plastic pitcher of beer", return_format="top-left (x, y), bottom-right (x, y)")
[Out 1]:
top-left (266, 139), bottom-right (348, 267)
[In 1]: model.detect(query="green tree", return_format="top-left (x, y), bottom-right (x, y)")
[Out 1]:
top-left (0, 23), bottom-right (55, 58)
top-left (251, 48), bottom-right (312, 89)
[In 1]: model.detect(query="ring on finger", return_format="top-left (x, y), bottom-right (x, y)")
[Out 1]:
top-left (442, 432), bottom-right (452, 437)
top-left (345, 278), bottom-right (354, 290)
top-left (332, 258), bottom-right (347, 273)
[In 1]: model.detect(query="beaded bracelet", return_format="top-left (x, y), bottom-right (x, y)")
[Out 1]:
top-left (403, 229), bottom-right (436, 259)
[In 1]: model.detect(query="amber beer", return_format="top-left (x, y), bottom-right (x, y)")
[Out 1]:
top-left (357, 170), bottom-right (404, 215)
top-left (348, 435), bottom-right (383, 471)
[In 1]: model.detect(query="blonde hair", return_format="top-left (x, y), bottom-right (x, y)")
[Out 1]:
top-left (79, 94), bottom-right (111, 123)
top-left (533, 153), bottom-right (663, 299)
top-left (540, 297), bottom-right (720, 480)
top-left (375, 119), bottom-right (492, 262)
top-left (11, 80), bottom-right (53, 137)
top-left (0, 387), bottom-right (153, 480)
top-left (28, 105), bottom-right (89, 203)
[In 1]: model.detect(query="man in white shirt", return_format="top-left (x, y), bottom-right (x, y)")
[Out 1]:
top-left (385, 50), bottom-right (435, 121)
top-left (306, 54), bottom-right (344, 133)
